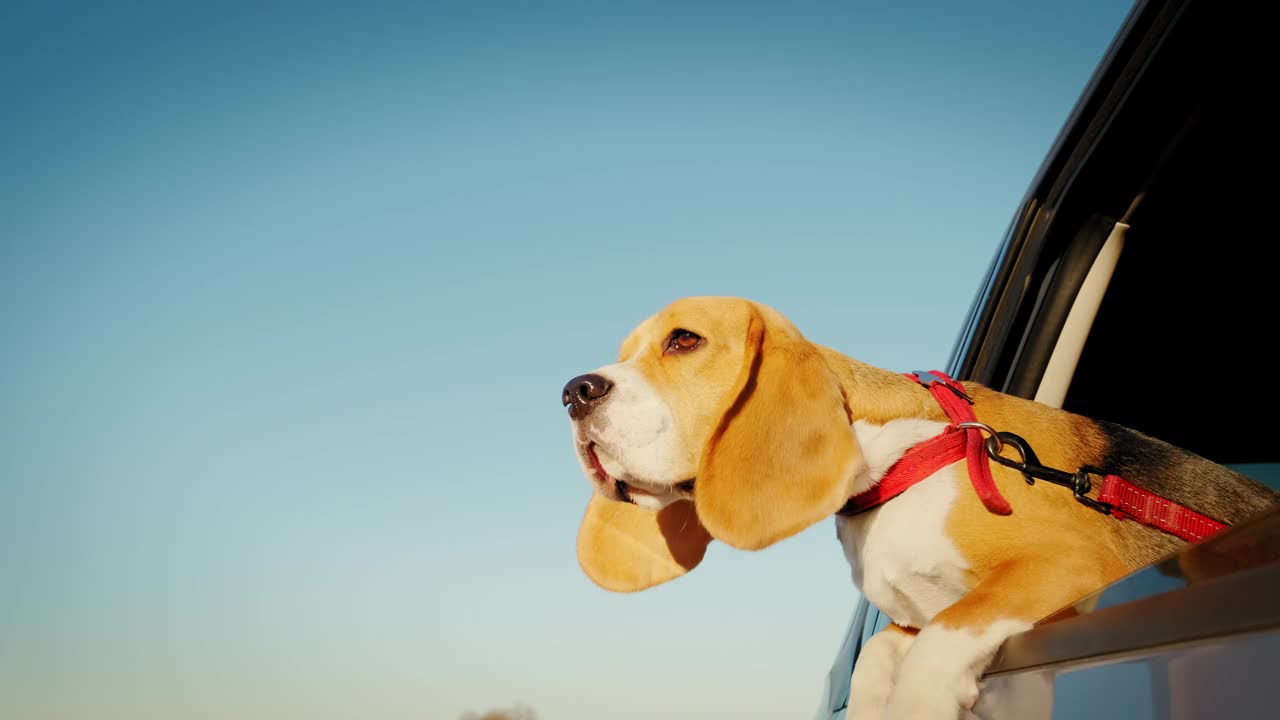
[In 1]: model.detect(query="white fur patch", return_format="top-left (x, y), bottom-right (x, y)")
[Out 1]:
top-left (885, 619), bottom-right (1033, 720)
top-left (837, 419), bottom-right (971, 629)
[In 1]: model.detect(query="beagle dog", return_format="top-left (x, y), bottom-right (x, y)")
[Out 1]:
top-left (563, 296), bottom-right (1277, 719)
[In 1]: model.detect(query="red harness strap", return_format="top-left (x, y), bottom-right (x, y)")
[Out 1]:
top-left (837, 370), bottom-right (1230, 545)
top-left (839, 371), bottom-right (1012, 516)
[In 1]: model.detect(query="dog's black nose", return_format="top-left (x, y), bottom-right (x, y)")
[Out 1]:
top-left (562, 373), bottom-right (613, 418)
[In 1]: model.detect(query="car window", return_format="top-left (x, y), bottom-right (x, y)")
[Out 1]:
top-left (1231, 464), bottom-right (1280, 491)
top-left (1059, 63), bottom-right (1272, 468)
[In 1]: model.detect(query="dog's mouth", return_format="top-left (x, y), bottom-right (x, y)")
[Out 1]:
top-left (585, 442), bottom-right (646, 503)
top-left (583, 442), bottom-right (695, 505)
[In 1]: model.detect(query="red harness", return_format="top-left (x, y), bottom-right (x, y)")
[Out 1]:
top-left (837, 371), bottom-right (1228, 543)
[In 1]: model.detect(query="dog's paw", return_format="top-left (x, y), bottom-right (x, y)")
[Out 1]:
top-left (847, 658), bottom-right (904, 720)
top-left (847, 625), bottom-right (917, 720)
top-left (874, 663), bottom-right (978, 719)
top-left (846, 705), bottom-right (884, 720)
top-left (882, 649), bottom-right (982, 720)
top-left (883, 676), bottom-right (975, 720)
top-left (846, 697), bottom-right (890, 720)
top-left (880, 617), bottom-right (1029, 717)
top-left (846, 680), bottom-right (891, 720)
top-left (881, 620), bottom-right (1029, 720)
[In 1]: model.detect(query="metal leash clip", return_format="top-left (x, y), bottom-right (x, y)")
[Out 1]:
top-left (983, 431), bottom-right (1114, 515)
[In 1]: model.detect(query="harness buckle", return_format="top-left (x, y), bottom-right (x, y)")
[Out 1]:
top-left (910, 371), bottom-right (973, 404)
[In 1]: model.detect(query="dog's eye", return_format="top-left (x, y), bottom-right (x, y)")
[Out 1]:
top-left (666, 329), bottom-right (702, 354)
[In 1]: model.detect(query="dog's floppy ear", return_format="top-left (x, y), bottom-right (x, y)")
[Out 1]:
top-left (577, 496), bottom-right (712, 592)
top-left (695, 304), bottom-right (860, 550)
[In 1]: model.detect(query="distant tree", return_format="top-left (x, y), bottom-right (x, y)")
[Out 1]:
top-left (458, 703), bottom-right (537, 720)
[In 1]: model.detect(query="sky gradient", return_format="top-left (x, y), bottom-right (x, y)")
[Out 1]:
top-left (2, 2), bottom-right (1132, 718)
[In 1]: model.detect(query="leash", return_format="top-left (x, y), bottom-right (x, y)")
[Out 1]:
top-left (837, 371), bottom-right (1228, 543)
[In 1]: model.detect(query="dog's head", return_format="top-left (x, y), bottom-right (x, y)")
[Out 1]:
top-left (564, 297), bottom-right (862, 591)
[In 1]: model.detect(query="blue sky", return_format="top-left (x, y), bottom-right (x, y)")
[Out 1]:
top-left (1, 1), bottom-right (1132, 718)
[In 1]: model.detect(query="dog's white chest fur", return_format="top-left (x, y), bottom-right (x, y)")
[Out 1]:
top-left (836, 420), bottom-right (973, 629)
